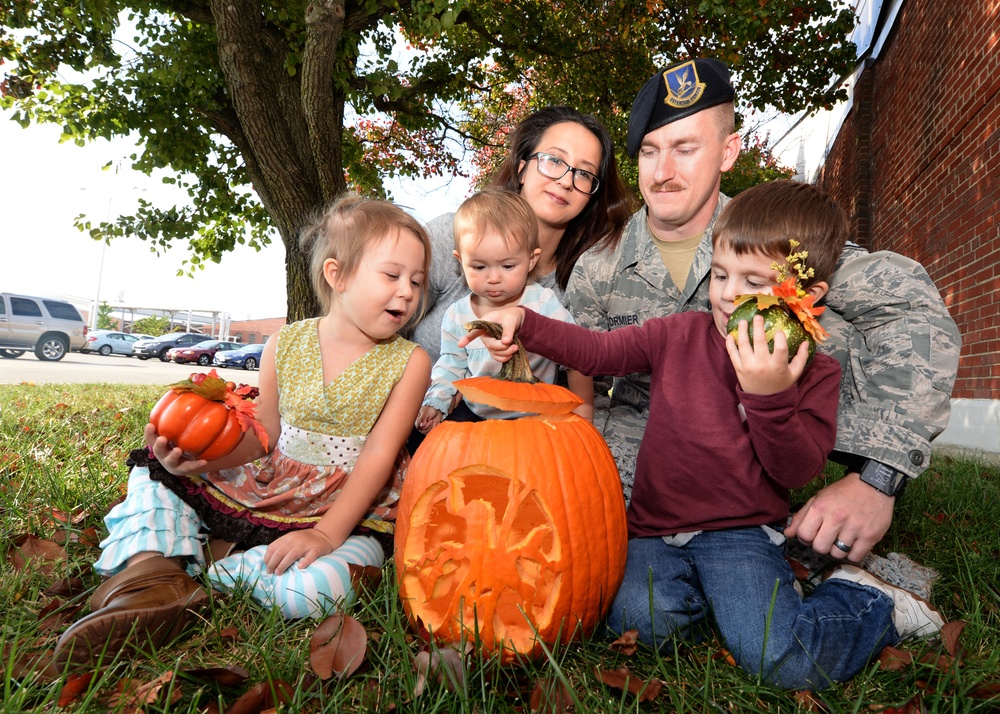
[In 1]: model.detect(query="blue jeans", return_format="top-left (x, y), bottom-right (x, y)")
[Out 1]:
top-left (606, 528), bottom-right (898, 689)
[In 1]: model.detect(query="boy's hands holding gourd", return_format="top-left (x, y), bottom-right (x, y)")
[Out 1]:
top-left (725, 314), bottom-right (811, 395)
top-left (459, 307), bottom-right (525, 361)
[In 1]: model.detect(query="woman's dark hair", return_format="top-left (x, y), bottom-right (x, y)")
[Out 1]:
top-left (490, 106), bottom-right (635, 290)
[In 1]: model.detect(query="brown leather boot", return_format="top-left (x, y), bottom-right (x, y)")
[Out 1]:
top-left (53, 556), bottom-right (210, 670)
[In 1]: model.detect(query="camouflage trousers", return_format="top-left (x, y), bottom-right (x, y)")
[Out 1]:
top-left (593, 392), bottom-right (646, 506)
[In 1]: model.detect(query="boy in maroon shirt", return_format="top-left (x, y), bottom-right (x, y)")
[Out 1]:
top-left (463, 180), bottom-right (944, 689)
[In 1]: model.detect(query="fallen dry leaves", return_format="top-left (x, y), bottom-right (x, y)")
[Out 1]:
top-left (226, 680), bottom-right (294, 714)
top-left (108, 671), bottom-right (182, 712)
top-left (594, 666), bottom-right (663, 702)
top-left (609, 629), bottom-right (640, 656)
top-left (184, 664), bottom-right (251, 687)
top-left (7, 534), bottom-right (67, 578)
top-left (412, 642), bottom-right (471, 697)
top-left (309, 613), bottom-right (367, 680)
top-left (529, 677), bottom-right (574, 713)
top-left (868, 618), bottom-right (1000, 709)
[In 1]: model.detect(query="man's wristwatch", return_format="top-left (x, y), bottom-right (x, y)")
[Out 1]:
top-left (857, 459), bottom-right (908, 497)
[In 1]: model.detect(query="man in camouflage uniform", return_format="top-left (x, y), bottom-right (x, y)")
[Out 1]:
top-left (567, 58), bottom-right (961, 562)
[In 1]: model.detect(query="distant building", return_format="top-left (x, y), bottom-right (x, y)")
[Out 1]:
top-left (229, 317), bottom-right (287, 344)
top-left (772, 0), bottom-right (999, 456)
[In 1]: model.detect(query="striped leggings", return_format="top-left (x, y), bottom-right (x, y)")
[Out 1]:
top-left (94, 467), bottom-right (384, 619)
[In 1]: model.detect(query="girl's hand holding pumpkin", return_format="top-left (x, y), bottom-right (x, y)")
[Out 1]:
top-left (725, 315), bottom-right (810, 396)
top-left (263, 528), bottom-right (339, 575)
top-left (459, 307), bottom-right (525, 361)
top-left (144, 423), bottom-right (209, 476)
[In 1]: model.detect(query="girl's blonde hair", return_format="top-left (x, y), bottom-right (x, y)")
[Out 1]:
top-left (299, 195), bottom-right (431, 316)
top-left (452, 189), bottom-right (540, 279)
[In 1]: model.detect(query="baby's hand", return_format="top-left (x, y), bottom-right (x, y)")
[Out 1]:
top-left (416, 406), bottom-right (445, 434)
top-left (144, 423), bottom-right (208, 476)
top-left (264, 529), bottom-right (338, 575)
top-left (725, 314), bottom-right (809, 395)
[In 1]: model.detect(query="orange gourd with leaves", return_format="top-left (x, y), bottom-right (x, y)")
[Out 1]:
top-left (149, 369), bottom-right (269, 461)
top-left (395, 321), bottom-right (627, 663)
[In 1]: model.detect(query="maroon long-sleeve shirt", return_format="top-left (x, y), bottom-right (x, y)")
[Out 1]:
top-left (518, 308), bottom-right (841, 538)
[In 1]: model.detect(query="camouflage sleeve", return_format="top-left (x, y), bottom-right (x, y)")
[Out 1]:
top-left (566, 243), bottom-right (617, 333)
top-left (821, 244), bottom-right (961, 477)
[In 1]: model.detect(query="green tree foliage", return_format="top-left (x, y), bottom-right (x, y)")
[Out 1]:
top-left (1, 0), bottom-right (856, 319)
top-left (130, 315), bottom-right (171, 336)
top-left (96, 301), bottom-right (117, 330)
top-left (721, 134), bottom-right (796, 198)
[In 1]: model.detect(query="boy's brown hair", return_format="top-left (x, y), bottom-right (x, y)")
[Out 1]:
top-left (453, 189), bottom-right (540, 279)
top-left (712, 179), bottom-right (848, 287)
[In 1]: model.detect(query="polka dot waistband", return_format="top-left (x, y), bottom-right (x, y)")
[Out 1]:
top-left (275, 419), bottom-right (367, 468)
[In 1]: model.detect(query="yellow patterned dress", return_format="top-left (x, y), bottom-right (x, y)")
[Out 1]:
top-left (149, 317), bottom-right (416, 548)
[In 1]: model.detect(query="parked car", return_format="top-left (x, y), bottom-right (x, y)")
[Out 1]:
top-left (0, 292), bottom-right (87, 361)
top-left (169, 340), bottom-right (241, 366)
top-left (81, 330), bottom-right (155, 357)
top-left (132, 332), bottom-right (206, 361)
top-left (213, 342), bottom-right (265, 370)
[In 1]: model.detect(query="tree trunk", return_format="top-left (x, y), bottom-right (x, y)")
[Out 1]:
top-left (210, 0), bottom-right (344, 322)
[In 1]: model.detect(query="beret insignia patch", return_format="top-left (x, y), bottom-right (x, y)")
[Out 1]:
top-left (664, 61), bottom-right (706, 109)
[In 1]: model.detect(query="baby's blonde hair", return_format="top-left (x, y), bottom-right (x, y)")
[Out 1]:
top-left (452, 189), bottom-right (540, 279)
top-left (299, 195), bottom-right (431, 316)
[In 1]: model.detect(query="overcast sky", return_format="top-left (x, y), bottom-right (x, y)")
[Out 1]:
top-left (0, 116), bottom-right (470, 321)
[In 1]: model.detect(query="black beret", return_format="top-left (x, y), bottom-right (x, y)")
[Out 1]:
top-left (626, 59), bottom-right (735, 157)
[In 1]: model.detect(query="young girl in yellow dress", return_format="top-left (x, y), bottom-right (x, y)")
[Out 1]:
top-left (55, 196), bottom-right (432, 668)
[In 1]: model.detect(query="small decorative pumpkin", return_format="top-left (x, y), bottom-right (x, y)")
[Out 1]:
top-left (149, 369), bottom-right (267, 461)
top-left (727, 240), bottom-right (829, 362)
top-left (395, 322), bottom-right (627, 663)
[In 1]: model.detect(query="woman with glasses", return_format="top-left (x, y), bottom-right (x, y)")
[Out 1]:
top-left (408, 106), bottom-right (635, 365)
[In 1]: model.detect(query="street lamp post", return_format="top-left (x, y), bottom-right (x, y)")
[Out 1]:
top-left (90, 195), bottom-right (112, 332)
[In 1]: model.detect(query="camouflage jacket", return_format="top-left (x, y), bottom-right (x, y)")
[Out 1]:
top-left (567, 196), bottom-right (961, 481)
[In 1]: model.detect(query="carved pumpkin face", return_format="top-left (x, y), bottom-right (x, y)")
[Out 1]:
top-left (395, 336), bottom-right (627, 662)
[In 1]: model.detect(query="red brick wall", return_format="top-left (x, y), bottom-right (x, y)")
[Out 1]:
top-left (229, 317), bottom-right (287, 345)
top-left (819, 0), bottom-right (1000, 399)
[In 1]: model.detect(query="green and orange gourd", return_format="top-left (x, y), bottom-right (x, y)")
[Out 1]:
top-left (726, 240), bottom-right (830, 360)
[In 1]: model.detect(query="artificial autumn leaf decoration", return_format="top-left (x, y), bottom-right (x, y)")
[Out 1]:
top-left (396, 321), bottom-right (627, 663)
top-left (148, 369), bottom-right (268, 460)
top-left (727, 240), bottom-right (828, 362)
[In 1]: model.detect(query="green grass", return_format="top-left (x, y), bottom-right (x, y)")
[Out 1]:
top-left (2, 384), bottom-right (998, 712)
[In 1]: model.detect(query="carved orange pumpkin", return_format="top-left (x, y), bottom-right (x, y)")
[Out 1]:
top-left (396, 322), bottom-right (627, 663)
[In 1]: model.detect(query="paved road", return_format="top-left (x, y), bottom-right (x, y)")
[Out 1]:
top-left (0, 351), bottom-right (261, 386)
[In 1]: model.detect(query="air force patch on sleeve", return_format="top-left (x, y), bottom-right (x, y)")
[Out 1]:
top-left (664, 61), bottom-right (705, 108)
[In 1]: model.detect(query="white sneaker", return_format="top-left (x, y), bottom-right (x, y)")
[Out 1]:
top-left (826, 564), bottom-right (945, 639)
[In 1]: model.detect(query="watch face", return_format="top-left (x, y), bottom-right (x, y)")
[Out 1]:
top-left (861, 460), bottom-right (904, 494)
top-left (867, 462), bottom-right (896, 487)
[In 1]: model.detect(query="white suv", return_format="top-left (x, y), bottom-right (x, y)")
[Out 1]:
top-left (0, 292), bottom-right (88, 361)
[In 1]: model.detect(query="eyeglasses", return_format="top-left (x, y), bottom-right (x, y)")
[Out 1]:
top-left (527, 152), bottom-right (601, 195)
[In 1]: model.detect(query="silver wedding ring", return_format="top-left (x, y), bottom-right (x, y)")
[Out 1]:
top-left (833, 538), bottom-right (852, 553)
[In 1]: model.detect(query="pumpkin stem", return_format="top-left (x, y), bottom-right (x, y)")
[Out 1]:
top-left (465, 320), bottom-right (539, 384)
